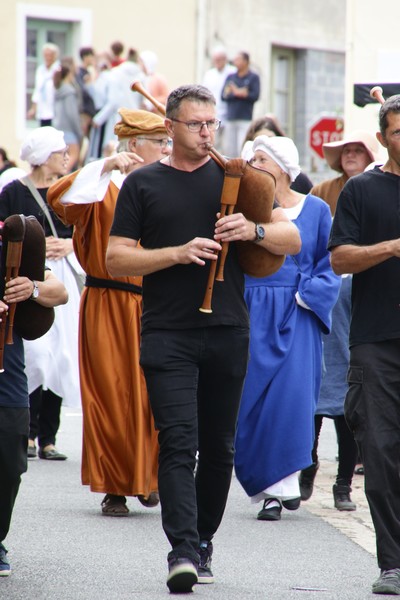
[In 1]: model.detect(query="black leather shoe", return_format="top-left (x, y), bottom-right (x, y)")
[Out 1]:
top-left (282, 496), bottom-right (301, 510)
top-left (257, 499), bottom-right (282, 521)
top-left (38, 447), bottom-right (68, 461)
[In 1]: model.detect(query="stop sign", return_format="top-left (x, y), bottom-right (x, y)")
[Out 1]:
top-left (309, 115), bottom-right (344, 159)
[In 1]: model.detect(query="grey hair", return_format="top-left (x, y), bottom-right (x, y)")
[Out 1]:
top-left (43, 42), bottom-right (60, 58)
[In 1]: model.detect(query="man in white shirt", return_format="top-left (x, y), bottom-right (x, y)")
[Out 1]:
top-left (27, 43), bottom-right (60, 126)
top-left (202, 46), bottom-right (235, 155)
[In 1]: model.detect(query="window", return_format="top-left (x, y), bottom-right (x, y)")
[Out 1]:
top-left (16, 4), bottom-right (92, 137)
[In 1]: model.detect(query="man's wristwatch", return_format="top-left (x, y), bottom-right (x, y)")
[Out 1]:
top-left (254, 223), bottom-right (265, 243)
top-left (31, 280), bottom-right (39, 300)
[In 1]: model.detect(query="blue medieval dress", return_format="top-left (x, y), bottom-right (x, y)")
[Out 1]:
top-left (317, 275), bottom-right (352, 417)
top-left (234, 194), bottom-right (341, 498)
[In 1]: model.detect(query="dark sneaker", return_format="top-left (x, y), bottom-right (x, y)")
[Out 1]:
top-left (332, 482), bottom-right (356, 511)
top-left (299, 462), bottom-right (319, 501)
top-left (257, 498), bottom-right (282, 521)
top-left (372, 568), bottom-right (400, 594)
top-left (0, 544), bottom-right (11, 577)
top-left (167, 558), bottom-right (198, 593)
top-left (198, 540), bottom-right (214, 584)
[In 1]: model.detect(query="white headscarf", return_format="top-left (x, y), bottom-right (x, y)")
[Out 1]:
top-left (20, 126), bottom-right (66, 166)
top-left (252, 135), bottom-right (301, 182)
top-left (0, 167), bottom-right (27, 193)
top-left (241, 140), bottom-right (254, 162)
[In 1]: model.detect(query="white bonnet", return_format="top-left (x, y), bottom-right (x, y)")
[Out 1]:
top-left (241, 140), bottom-right (254, 162)
top-left (0, 167), bottom-right (27, 193)
top-left (252, 135), bottom-right (301, 182)
top-left (20, 126), bottom-right (66, 166)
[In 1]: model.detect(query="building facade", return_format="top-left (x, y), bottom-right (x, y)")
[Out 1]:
top-left (1, 0), bottom-right (348, 177)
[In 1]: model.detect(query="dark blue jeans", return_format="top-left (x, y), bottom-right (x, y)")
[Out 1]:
top-left (345, 339), bottom-right (400, 569)
top-left (140, 326), bottom-right (249, 564)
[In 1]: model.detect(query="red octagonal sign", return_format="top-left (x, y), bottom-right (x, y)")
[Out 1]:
top-left (309, 115), bottom-right (344, 159)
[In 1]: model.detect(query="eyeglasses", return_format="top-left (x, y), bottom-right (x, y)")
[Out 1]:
top-left (136, 137), bottom-right (172, 148)
top-left (51, 146), bottom-right (70, 158)
top-left (170, 119), bottom-right (221, 133)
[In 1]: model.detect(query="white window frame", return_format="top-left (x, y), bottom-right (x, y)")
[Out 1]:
top-left (16, 3), bottom-right (92, 138)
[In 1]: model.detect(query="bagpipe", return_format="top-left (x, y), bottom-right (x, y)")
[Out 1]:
top-left (0, 214), bottom-right (55, 372)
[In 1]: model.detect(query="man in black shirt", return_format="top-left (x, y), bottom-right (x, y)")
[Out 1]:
top-left (107, 84), bottom-right (300, 593)
top-left (329, 94), bottom-right (400, 596)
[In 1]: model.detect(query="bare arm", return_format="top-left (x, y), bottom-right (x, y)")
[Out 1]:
top-left (214, 207), bottom-right (302, 255)
top-left (3, 271), bottom-right (68, 307)
top-left (106, 236), bottom-right (222, 277)
top-left (330, 239), bottom-right (400, 274)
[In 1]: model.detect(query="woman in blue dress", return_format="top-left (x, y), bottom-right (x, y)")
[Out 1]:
top-left (234, 135), bottom-right (341, 521)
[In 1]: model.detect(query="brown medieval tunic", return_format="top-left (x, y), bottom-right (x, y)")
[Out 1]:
top-left (311, 173), bottom-right (349, 216)
top-left (48, 170), bottom-right (158, 497)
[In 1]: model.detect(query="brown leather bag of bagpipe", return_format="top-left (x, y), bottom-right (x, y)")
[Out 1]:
top-left (130, 80), bottom-right (285, 312)
top-left (0, 214), bottom-right (55, 372)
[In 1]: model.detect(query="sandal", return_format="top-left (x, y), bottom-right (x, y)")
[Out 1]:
top-left (101, 494), bottom-right (129, 516)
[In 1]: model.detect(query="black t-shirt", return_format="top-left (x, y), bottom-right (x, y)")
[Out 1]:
top-left (110, 159), bottom-right (249, 332)
top-left (328, 167), bottom-right (400, 346)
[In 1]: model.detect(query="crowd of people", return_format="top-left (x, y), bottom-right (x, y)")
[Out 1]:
top-left (26, 41), bottom-right (171, 170)
top-left (1, 40), bottom-right (400, 598)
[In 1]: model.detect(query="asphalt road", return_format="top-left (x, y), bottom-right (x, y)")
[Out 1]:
top-left (2, 410), bottom-right (380, 600)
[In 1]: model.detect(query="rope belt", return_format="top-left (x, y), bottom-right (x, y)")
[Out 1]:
top-left (85, 275), bottom-right (142, 295)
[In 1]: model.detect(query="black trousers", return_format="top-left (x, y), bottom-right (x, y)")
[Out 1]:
top-left (140, 326), bottom-right (249, 565)
top-left (345, 339), bottom-right (400, 570)
top-left (312, 414), bottom-right (358, 485)
top-left (0, 407), bottom-right (29, 543)
top-left (29, 386), bottom-right (63, 448)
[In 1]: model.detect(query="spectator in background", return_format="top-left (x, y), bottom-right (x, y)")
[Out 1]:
top-left (53, 59), bottom-right (83, 172)
top-left (221, 51), bottom-right (260, 157)
top-left (242, 114), bottom-right (314, 194)
top-left (75, 47), bottom-right (97, 138)
top-left (110, 41), bottom-right (125, 67)
top-left (90, 48), bottom-right (145, 154)
top-left (27, 42), bottom-right (60, 126)
top-left (311, 130), bottom-right (380, 216)
top-left (0, 148), bottom-right (16, 176)
top-left (140, 50), bottom-right (170, 113)
top-left (202, 46), bottom-right (235, 155)
top-left (85, 52), bottom-right (113, 162)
